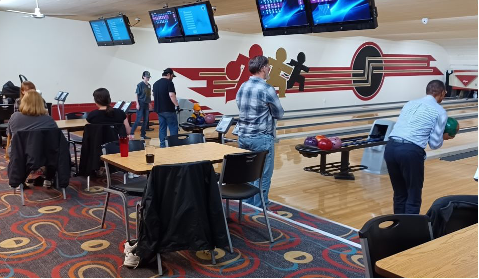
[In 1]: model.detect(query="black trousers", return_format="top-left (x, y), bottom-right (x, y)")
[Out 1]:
top-left (384, 141), bottom-right (426, 214)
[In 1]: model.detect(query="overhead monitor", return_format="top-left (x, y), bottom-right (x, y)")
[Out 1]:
top-left (105, 15), bottom-right (135, 45)
top-left (89, 19), bottom-right (114, 46)
top-left (256, 0), bottom-right (312, 36)
top-left (149, 8), bottom-right (185, 43)
top-left (177, 1), bottom-right (219, 41)
top-left (309, 0), bottom-right (378, 33)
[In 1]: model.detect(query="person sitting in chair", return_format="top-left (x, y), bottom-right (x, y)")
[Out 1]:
top-left (15, 81), bottom-right (48, 113)
top-left (6, 90), bottom-right (58, 187)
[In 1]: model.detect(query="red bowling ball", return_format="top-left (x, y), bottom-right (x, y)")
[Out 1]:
top-left (317, 138), bottom-right (333, 150)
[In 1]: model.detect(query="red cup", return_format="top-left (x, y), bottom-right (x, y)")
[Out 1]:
top-left (119, 137), bottom-right (129, 157)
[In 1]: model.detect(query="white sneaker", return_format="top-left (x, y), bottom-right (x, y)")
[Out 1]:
top-left (128, 173), bottom-right (140, 179)
top-left (43, 180), bottom-right (52, 188)
top-left (123, 252), bottom-right (140, 268)
top-left (124, 240), bottom-right (137, 254)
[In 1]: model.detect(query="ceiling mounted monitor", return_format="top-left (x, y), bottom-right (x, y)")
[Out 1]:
top-left (105, 15), bottom-right (135, 45)
top-left (309, 0), bottom-right (378, 33)
top-left (149, 8), bottom-right (185, 43)
top-left (177, 1), bottom-right (219, 42)
top-left (89, 19), bottom-right (113, 46)
top-left (256, 0), bottom-right (312, 36)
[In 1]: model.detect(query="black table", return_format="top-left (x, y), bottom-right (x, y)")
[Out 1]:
top-left (179, 121), bottom-right (222, 142)
top-left (295, 135), bottom-right (387, 180)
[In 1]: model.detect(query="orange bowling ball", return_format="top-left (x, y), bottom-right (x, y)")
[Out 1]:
top-left (315, 135), bottom-right (326, 141)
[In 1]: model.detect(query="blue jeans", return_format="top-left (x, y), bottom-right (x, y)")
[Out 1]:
top-left (238, 134), bottom-right (275, 207)
top-left (130, 103), bottom-right (149, 138)
top-left (384, 141), bottom-right (425, 214)
top-left (158, 112), bottom-right (179, 148)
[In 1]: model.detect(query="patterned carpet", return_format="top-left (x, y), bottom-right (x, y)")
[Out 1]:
top-left (0, 151), bottom-right (365, 277)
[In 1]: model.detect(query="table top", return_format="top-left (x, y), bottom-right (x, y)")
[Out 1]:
top-left (375, 224), bottom-right (478, 278)
top-left (101, 142), bottom-right (248, 175)
top-left (56, 119), bottom-right (88, 130)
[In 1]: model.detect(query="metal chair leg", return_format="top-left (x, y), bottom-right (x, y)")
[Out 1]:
top-left (238, 199), bottom-right (242, 224)
top-left (20, 184), bottom-right (25, 206)
top-left (62, 188), bottom-right (66, 200)
top-left (210, 249), bottom-right (216, 265)
top-left (260, 195), bottom-right (274, 243)
top-left (136, 202), bottom-right (141, 240)
top-left (157, 253), bottom-right (163, 276)
top-left (220, 199), bottom-right (234, 253)
top-left (123, 173), bottom-right (127, 184)
top-left (73, 143), bottom-right (79, 174)
top-left (119, 193), bottom-right (130, 243)
top-left (100, 192), bottom-right (111, 229)
top-left (87, 176), bottom-right (90, 192)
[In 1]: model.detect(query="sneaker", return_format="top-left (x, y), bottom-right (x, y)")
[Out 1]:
top-left (25, 179), bottom-right (34, 188)
top-left (43, 180), bottom-right (52, 188)
top-left (127, 172), bottom-right (140, 179)
top-left (123, 252), bottom-right (140, 268)
top-left (141, 136), bottom-right (151, 140)
top-left (124, 240), bottom-right (137, 254)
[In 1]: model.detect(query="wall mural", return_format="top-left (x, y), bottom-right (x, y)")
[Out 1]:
top-left (173, 42), bottom-right (443, 103)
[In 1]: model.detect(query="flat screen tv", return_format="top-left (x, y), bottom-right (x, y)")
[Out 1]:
top-left (309, 0), bottom-right (378, 33)
top-left (105, 15), bottom-right (135, 45)
top-left (149, 8), bottom-right (185, 43)
top-left (177, 1), bottom-right (219, 42)
top-left (89, 19), bottom-right (114, 46)
top-left (255, 0), bottom-right (312, 36)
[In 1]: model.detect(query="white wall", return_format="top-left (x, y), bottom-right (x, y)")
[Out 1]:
top-left (0, 11), bottom-right (451, 115)
top-left (431, 38), bottom-right (478, 71)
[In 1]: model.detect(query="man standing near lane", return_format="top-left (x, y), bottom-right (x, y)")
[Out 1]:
top-left (236, 55), bottom-right (285, 207)
top-left (153, 68), bottom-right (180, 148)
top-left (131, 71), bottom-right (152, 140)
top-left (384, 80), bottom-right (454, 214)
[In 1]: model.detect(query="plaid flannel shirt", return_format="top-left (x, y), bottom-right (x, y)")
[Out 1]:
top-left (236, 76), bottom-right (284, 137)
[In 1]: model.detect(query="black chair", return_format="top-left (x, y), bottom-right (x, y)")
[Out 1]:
top-left (78, 123), bottom-right (126, 191)
top-left (100, 140), bottom-right (145, 243)
top-left (0, 104), bottom-right (14, 142)
top-left (165, 133), bottom-right (205, 147)
top-left (218, 150), bottom-right (274, 243)
top-left (65, 112), bottom-right (88, 174)
top-left (359, 214), bottom-right (433, 278)
top-left (426, 195), bottom-right (478, 238)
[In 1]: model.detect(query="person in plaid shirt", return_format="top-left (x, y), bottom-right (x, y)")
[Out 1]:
top-left (236, 55), bottom-right (284, 207)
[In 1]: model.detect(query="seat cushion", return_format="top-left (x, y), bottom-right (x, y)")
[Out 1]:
top-left (110, 180), bottom-right (146, 197)
top-left (220, 183), bottom-right (259, 200)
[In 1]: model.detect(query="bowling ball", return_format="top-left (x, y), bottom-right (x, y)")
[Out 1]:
top-left (444, 117), bottom-right (459, 137)
top-left (187, 117), bottom-right (196, 124)
top-left (304, 136), bottom-right (318, 147)
top-left (317, 138), bottom-right (333, 150)
top-left (329, 137), bottom-right (342, 149)
top-left (315, 135), bottom-right (326, 141)
top-left (205, 114), bottom-right (215, 124)
top-left (196, 116), bottom-right (205, 125)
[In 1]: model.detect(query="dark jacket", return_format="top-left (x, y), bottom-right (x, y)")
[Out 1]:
top-left (137, 161), bottom-right (229, 262)
top-left (79, 124), bottom-right (126, 176)
top-left (8, 128), bottom-right (70, 188)
top-left (426, 195), bottom-right (478, 238)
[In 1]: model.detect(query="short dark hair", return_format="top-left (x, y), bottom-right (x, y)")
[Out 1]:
top-left (426, 80), bottom-right (446, 96)
top-left (249, 55), bottom-right (269, 74)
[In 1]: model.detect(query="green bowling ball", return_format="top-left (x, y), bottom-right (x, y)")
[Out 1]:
top-left (444, 117), bottom-right (459, 137)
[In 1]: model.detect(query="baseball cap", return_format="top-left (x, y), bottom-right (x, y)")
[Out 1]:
top-left (162, 68), bottom-right (176, 77)
top-left (142, 71), bottom-right (151, 78)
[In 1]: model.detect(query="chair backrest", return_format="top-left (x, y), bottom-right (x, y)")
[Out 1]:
top-left (166, 133), bottom-right (205, 147)
top-left (65, 112), bottom-right (88, 120)
top-left (219, 150), bottom-right (267, 185)
top-left (0, 104), bottom-right (14, 121)
top-left (358, 214), bottom-right (433, 278)
top-left (426, 195), bottom-right (478, 238)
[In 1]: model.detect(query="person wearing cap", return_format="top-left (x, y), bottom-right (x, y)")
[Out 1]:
top-left (153, 68), bottom-right (180, 148)
top-left (130, 71), bottom-right (152, 139)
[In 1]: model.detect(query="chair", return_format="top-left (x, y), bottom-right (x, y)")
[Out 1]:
top-left (78, 123), bottom-right (126, 191)
top-left (8, 128), bottom-right (70, 205)
top-left (100, 140), bottom-right (146, 243)
top-left (165, 133), bottom-right (205, 147)
top-left (0, 104), bottom-right (14, 141)
top-left (426, 195), bottom-right (478, 238)
top-left (136, 161), bottom-right (231, 275)
top-left (65, 112), bottom-right (88, 174)
top-left (218, 150), bottom-right (274, 243)
top-left (359, 214), bottom-right (433, 278)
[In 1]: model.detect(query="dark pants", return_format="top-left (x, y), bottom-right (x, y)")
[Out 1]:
top-left (384, 141), bottom-right (426, 214)
top-left (158, 112), bottom-right (179, 148)
top-left (131, 103), bottom-right (149, 137)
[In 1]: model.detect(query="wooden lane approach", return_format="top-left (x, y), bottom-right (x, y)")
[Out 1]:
top-left (375, 224), bottom-right (478, 278)
top-left (101, 142), bottom-right (248, 175)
